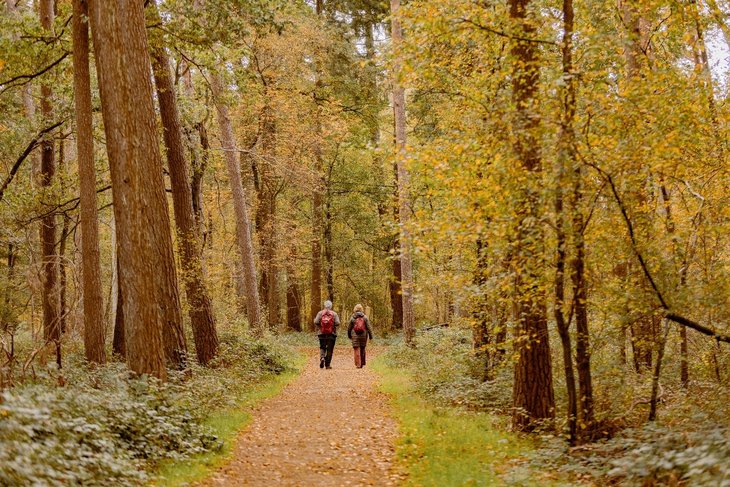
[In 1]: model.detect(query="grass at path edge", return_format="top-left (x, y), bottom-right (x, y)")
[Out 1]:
top-left (371, 356), bottom-right (570, 486)
top-left (154, 351), bottom-right (307, 486)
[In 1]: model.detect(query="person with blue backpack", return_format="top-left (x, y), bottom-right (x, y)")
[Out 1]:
top-left (347, 304), bottom-right (373, 368)
top-left (314, 300), bottom-right (341, 369)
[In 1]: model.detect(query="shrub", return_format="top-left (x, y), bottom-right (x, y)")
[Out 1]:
top-left (0, 331), bottom-right (293, 486)
top-left (382, 327), bottom-right (512, 411)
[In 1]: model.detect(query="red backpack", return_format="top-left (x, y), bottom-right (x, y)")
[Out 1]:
top-left (354, 315), bottom-right (366, 335)
top-left (320, 310), bottom-right (335, 334)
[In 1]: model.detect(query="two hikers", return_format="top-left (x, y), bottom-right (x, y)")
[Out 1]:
top-left (314, 300), bottom-right (340, 369)
top-left (348, 304), bottom-right (373, 368)
top-left (314, 301), bottom-right (374, 369)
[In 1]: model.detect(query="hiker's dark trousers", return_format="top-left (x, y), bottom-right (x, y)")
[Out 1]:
top-left (318, 334), bottom-right (336, 367)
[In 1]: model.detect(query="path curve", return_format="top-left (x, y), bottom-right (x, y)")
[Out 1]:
top-left (200, 346), bottom-right (404, 486)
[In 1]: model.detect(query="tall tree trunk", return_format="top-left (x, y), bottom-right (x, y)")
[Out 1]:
top-left (508, 0), bottom-right (555, 431)
top-left (561, 0), bottom-right (594, 437)
top-left (210, 72), bottom-right (262, 331)
top-left (310, 12), bottom-right (325, 327)
top-left (39, 0), bottom-right (61, 368)
top-left (148, 1), bottom-right (218, 365)
top-left (72, 0), bottom-right (106, 365)
top-left (89, 0), bottom-right (185, 380)
top-left (252, 102), bottom-right (278, 328)
top-left (390, 0), bottom-right (416, 345)
top-left (622, 1), bottom-right (654, 375)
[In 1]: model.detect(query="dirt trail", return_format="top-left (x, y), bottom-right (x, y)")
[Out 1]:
top-left (200, 346), bottom-right (404, 486)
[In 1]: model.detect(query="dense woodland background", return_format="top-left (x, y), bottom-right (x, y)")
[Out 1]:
top-left (0, 0), bottom-right (729, 484)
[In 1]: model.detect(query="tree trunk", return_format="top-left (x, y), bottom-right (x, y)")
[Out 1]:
top-left (89, 0), bottom-right (185, 380)
top-left (192, 121), bottom-right (209, 248)
top-left (561, 0), bottom-right (594, 437)
top-left (112, 254), bottom-right (125, 358)
top-left (72, 0), bottom-right (106, 365)
top-left (148, 1), bottom-right (218, 365)
top-left (648, 320), bottom-right (671, 421)
top-left (252, 102), bottom-right (278, 328)
top-left (324, 186), bottom-right (334, 302)
top-left (286, 249), bottom-right (302, 331)
top-left (508, 0), bottom-right (555, 431)
top-left (58, 213), bottom-right (70, 335)
top-left (210, 72), bottom-right (262, 331)
top-left (390, 0), bottom-right (416, 346)
top-left (38, 0), bottom-right (61, 368)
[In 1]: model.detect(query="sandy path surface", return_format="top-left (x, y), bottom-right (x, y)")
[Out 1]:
top-left (199, 346), bottom-right (404, 486)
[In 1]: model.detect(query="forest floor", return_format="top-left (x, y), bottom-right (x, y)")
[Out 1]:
top-left (197, 346), bottom-right (406, 486)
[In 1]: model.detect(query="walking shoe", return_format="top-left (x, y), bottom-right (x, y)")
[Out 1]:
top-left (320, 357), bottom-right (325, 369)
top-left (326, 365), bottom-right (332, 369)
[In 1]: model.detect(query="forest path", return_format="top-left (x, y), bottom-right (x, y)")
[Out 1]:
top-left (198, 346), bottom-right (404, 486)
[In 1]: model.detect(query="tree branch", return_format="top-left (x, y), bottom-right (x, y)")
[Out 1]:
top-left (0, 52), bottom-right (69, 95)
top-left (581, 158), bottom-right (730, 345)
top-left (0, 119), bottom-right (66, 203)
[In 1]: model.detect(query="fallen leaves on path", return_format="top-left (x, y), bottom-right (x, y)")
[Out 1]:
top-left (199, 347), bottom-right (405, 486)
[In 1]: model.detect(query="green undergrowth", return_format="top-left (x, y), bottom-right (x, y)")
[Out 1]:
top-left (0, 331), bottom-right (303, 486)
top-left (155, 349), bottom-right (306, 486)
top-left (372, 356), bottom-right (571, 486)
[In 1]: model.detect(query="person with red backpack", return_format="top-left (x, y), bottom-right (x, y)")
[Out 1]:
top-left (347, 304), bottom-right (373, 368)
top-left (314, 300), bottom-right (341, 369)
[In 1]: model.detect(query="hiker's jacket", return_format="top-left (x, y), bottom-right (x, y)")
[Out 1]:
top-left (347, 312), bottom-right (373, 347)
top-left (314, 309), bottom-right (341, 336)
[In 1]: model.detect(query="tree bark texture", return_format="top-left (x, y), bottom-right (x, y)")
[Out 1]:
top-left (390, 0), bottom-right (416, 346)
top-left (72, 0), bottom-right (106, 365)
top-left (89, 0), bottom-right (184, 379)
top-left (210, 72), bottom-right (262, 331)
top-left (509, 0), bottom-right (555, 431)
top-left (149, 2), bottom-right (219, 365)
top-left (39, 0), bottom-right (61, 367)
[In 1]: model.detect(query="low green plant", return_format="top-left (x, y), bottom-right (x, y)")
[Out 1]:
top-left (383, 327), bottom-right (512, 412)
top-left (0, 331), bottom-right (296, 486)
top-left (373, 356), bottom-right (569, 486)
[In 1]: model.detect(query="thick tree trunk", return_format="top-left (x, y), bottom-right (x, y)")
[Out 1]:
top-left (89, 0), bottom-right (185, 380)
top-left (210, 72), bottom-right (262, 331)
top-left (38, 0), bottom-right (61, 368)
top-left (508, 0), bottom-right (555, 431)
top-left (149, 1), bottom-right (218, 365)
top-left (390, 0), bottom-right (416, 346)
top-left (72, 0), bottom-right (106, 365)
